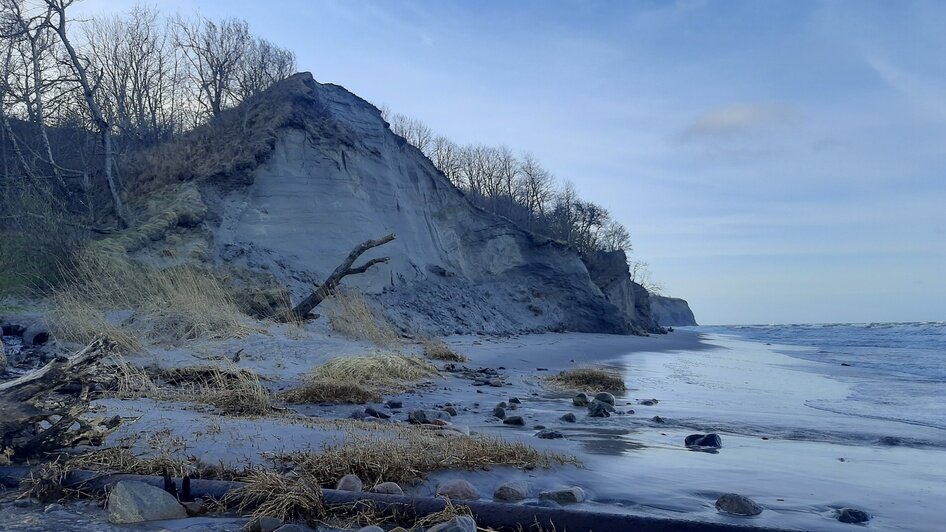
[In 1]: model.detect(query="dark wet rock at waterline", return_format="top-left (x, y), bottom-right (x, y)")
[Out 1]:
top-left (408, 409), bottom-right (451, 424)
top-left (639, 398), bottom-right (659, 406)
top-left (593, 392), bottom-right (615, 405)
top-left (652, 416), bottom-right (665, 423)
top-left (539, 487), bottom-right (585, 504)
top-left (508, 397), bottom-right (521, 404)
top-left (573, 393), bottom-right (590, 406)
top-left (686, 433), bottom-right (722, 448)
top-left (837, 508), bottom-right (871, 524)
top-left (561, 412), bottom-right (577, 423)
top-left (536, 429), bottom-right (565, 439)
top-left (493, 481), bottom-right (529, 502)
top-left (443, 406), bottom-right (458, 416)
top-left (503, 415), bottom-right (525, 426)
top-left (588, 401), bottom-right (611, 417)
top-left (492, 406), bottom-right (506, 419)
top-left (364, 407), bottom-right (389, 419)
top-left (436, 479), bottom-right (481, 500)
top-left (385, 400), bottom-right (402, 409)
top-left (715, 493), bottom-right (763, 516)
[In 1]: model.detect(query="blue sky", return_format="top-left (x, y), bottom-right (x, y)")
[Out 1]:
top-left (80, 0), bottom-right (946, 325)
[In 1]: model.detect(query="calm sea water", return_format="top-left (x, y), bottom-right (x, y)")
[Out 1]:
top-left (700, 322), bottom-right (946, 440)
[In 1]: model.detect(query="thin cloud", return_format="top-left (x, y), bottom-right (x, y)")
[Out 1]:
top-left (866, 55), bottom-right (946, 120)
top-left (680, 103), bottom-right (798, 142)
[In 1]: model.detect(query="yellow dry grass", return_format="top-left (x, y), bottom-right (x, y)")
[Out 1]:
top-left (327, 288), bottom-right (399, 346)
top-left (49, 248), bottom-right (249, 349)
top-left (545, 367), bottom-right (627, 392)
top-left (421, 338), bottom-right (467, 362)
top-left (284, 351), bottom-right (438, 404)
top-left (279, 421), bottom-right (578, 486)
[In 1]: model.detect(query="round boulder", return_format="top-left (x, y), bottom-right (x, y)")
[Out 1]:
top-left (593, 392), bottom-right (615, 406)
top-left (837, 508), bottom-right (870, 524)
top-left (539, 486), bottom-right (585, 504)
top-left (715, 493), bottom-right (763, 516)
top-left (335, 474), bottom-right (363, 492)
top-left (371, 482), bottom-right (403, 496)
top-left (436, 479), bottom-right (481, 500)
top-left (573, 393), bottom-right (590, 407)
top-left (503, 415), bottom-right (525, 426)
top-left (561, 413), bottom-right (577, 423)
top-left (493, 481), bottom-right (529, 502)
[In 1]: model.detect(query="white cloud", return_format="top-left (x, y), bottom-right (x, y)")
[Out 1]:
top-left (680, 102), bottom-right (798, 141)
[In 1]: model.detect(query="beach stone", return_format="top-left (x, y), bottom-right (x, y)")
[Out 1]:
top-left (652, 416), bottom-right (665, 423)
top-left (242, 516), bottom-right (285, 532)
top-left (837, 508), bottom-right (870, 523)
top-left (503, 415), bottom-right (525, 426)
top-left (593, 392), bottom-right (615, 405)
top-left (573, 393), bottom-right (590, 406)
top-left (408, 409), bottom-right (451, 424)
top-left (715, 493), bottom-right (763, 516)
top-left (489, 379), bottom-right (503, 387)
top-left (493, 481), bottom-right (529, 501)
top-left (492, 406), bottom-right (506, 419)
top-left (443, 406), bottom-right (459, 416)
top-left (639, 398), bottom-right (659, 406)
top-left (371, 482), bottom-right (404, 495)
top-left (587, 401), bottom-right (611, 417)
top-left (536, 429), bottom-right (564, 439)
top-left (107, 480), bottom-right (187, 523)
top-left (385, 400), bottom-right (402, 409)
top-left (539, 487), bottom-right (585, 504)
top-left (427, 515), bottom-right (477, 532)
top-left (561, 412), bottom-right (577, 423)
top-left (364, 406), bottom-right (390, 419)
top-left (335, 474), bottom-right (363, 492)
top-left (509, 397), bottom-right (521, 404)
top-left (436, 479), bottom-right (481, 500)
top-left (273, 525), bottom-right (313, 532)
top-left (357, 527), bottom-right (385, 532)
top-left (686, 433), bottom-right (722, 448)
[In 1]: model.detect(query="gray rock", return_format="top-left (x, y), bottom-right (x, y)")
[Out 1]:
top-left (273, 525), bottom-right (313, 532)
top-left (427, 515), bottom-right (477, 532)
top-left (587, 401), bottom-right (611, 417)
top-left (489, 379), bottom-right (503, 387)
top-left (686, 433), bottom-right (722, 448)
top-left (385, 400), bottom-right (403, 409)
top-left (539, 487), bottom-right (585, 504)
top-left (335, 474), bottom-right (363, 492)
top-left (837, 508), bottom-right (870, 524)
top-left (443, 406), bottom-right (459, 416)
top-left (436, 479), bottom-right (481, 500)
top-left (561, 412), bottom-right (577, 423)
top-left (492, 406), bottom-right (506, 419)
top-left (242, 516), bottom-right (285, 532)
top-left (408, 409), bottom-right (451, 424)
top-left (651, 416), bottom-right (665, 423)
top-left (536, 429), bottom-right (564, 439)
top-left (493, 481), bottom-right (529, 502)
top-left (503, 415), bottom-right (525, 426)
top-left (639, 398), bottom-right (659, 406)
top-left (508, 397), bottom-right (521, 404)
top-left (593, 392), bottom-right (615, 405)
top-left (371, 482), bottom-right (404, 495)
top-left (573, 393), bottom-right (590, 406)
top-left (357, 527), bottom-right (385, 532)
top-left (364, 406), bottom-right (390, 419)
top-left (107, 480), bottom-right (187, 523)
top-left (715, 493), bottom-right (763, 516)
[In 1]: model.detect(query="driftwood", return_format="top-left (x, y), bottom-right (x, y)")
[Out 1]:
top-left (286, 233), bottom-right (396, 321)
top-left (0, 338), bottom-right (121, 459)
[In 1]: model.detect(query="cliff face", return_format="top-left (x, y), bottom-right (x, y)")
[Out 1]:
top-left (202, 73), bottom-right (637, 334)
top-left (650, 295), bottom-right (698, 326)
top-left (581, 250), bottom-right (664, 335)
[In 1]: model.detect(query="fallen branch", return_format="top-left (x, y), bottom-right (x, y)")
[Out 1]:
top-left (285, 233), bottom-right (395, 321)
top-left (0, 338), bottom-right (122, 459)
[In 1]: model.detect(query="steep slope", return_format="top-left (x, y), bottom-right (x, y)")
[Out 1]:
top-left (581, 250), bottom-right (664, 335)
top-left (650, 296), bottom-right (698, 326)
top-left (196, 73), bottom-right (634, 334)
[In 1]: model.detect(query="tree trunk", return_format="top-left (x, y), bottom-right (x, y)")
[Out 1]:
top-left (286, 233), bottom-right (396, 321)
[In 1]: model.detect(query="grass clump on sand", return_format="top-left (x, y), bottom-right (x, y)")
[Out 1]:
top-left (421, 338), bottom-right (468, 362)
top-left (193, 366), bottom-right (274, 416)
top-left (49, 248), bottom-right (249, 350)
top-left (284, 350), bottom-right (438, 404)
top-left (223, 470), bottom-right (326, 523)
top-left (327, 288), bottom-right (399, 346)
top-left (279, 421), bottom-right (578, 486)
top-left (545, 367), bottom-right (627, 392)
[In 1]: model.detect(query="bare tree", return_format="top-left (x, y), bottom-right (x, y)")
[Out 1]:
top-left (175, 16), bottom-right (250, 117)
top-left (629, 260), bottom-right (663, 295)
top-left (235, 37), bottom-right (295, 101)
top-left (45, 0), bottom-right (128, 225)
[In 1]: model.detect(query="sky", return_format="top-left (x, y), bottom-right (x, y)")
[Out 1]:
top-left (78, 0), bottom-right (946, 325)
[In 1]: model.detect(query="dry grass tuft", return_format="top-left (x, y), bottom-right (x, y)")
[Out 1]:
top-left (545, 367), bottom-right (627, 392)
top-left (49, 249), bottom-right (249, 349)
top-left (421, 338), bottom-right (467, 362)
top-left (223, 469), bottom-right (325, 523)
top-left (279, 422), bottom-right (578, 486)
top-left (66, 446), bottom-right (241, 480)
top-left (284, 351), bottom-right (437, 405)
top-left (414, 498), bottom-right (474, 529)
top-left (195, 366), bottom-right (274, 416)
top-left (327, 288), bottom-right (399, 346)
